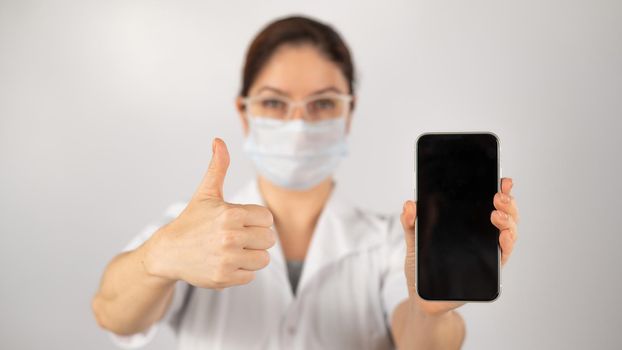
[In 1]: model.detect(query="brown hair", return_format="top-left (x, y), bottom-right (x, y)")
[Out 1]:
top-left (239, 15), bottom-right (356, 97)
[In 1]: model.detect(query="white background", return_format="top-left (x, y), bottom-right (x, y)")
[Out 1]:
top-left (1, 0), bottom-right (621, 349)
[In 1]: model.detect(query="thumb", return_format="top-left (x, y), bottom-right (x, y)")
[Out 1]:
top-left (400, 200), bottom-right (417, 249)
top-left (194, 137), bottom-right (230, 200)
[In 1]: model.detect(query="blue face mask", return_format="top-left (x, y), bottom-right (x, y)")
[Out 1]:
top-left (243, 116), bottom-right (348, 190)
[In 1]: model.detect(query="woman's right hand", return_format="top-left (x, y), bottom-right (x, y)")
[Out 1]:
top-left (141, 138), bottom-right (276, 290)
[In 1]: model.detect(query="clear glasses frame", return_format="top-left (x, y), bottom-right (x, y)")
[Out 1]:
top-left (242, 92), bottom-right (353, 122)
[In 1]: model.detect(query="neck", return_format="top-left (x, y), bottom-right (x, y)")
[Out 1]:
top-left (257, 176), bottom-right (334, 236)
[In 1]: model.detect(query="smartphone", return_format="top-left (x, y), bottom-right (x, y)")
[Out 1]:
top-left (415, 132), bottom-right (501, 302)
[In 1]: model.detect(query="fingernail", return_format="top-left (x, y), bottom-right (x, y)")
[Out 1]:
top-left (212, 138), bottom-right (216, 153)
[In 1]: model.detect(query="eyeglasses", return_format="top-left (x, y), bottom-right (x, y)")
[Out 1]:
top-left (242, 93), bottom-right (353, 122)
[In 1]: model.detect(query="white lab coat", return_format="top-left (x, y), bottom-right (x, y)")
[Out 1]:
top-left (109, 178), bottom-right (409, 349)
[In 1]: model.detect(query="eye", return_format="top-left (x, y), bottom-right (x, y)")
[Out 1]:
top-left (311, 98), bottom-right (336, 110)
top-left (261, 98), bottom-right (287, 110)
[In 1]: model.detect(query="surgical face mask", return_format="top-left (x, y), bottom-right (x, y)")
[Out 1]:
top-left (243, 116), bottom-right (348, 191)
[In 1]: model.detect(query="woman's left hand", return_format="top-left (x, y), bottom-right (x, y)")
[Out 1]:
top-left (400, 177), bottom-right (519, 315)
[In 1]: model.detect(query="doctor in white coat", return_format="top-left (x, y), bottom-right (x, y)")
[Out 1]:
top-left (92, 16), bottom-right (520, 350)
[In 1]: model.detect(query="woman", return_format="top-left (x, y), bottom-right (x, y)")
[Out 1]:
top-left (92, 16), bottom-right (519, 349)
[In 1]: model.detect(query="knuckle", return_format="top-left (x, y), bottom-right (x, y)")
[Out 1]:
top-left (504, 238), bottom-right (514, 251)
top-left (219, 254), bottom-right (236, 268)
top-left (266, 230), bottom-right (277, 247)
top-left (211, 281), bottom-right (226, 289)
top-left (220, 231), bottom-right (240, 248)
top-left (210, 277), bottom-right (225, 288)
top-left (222, 206), bottom-right (245, 222)
top-left (258, 251), bottom-right (271, 267)
top-left (494, 192), bottom-right (502, 203)
top-left (256, 227), bottom-right (275, 246)
top-left (241, 272), bottom-right (256, 284)
top-left (505, 233), bottom-right (514, 246)
top-left (262, 207), bottom-right (274, 226)
top-left (212, 269), bottom-right (230, 286)
top-left (199, 279), bottom-right (220, 289)
top-left (500, 228), bottom-right (512, 240)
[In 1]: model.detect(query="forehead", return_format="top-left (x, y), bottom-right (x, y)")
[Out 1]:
top-left (248, 43), bottom-right (349, 98)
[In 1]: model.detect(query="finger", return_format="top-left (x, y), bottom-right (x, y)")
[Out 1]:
top-left (490, 209), bottom-right (517, 235)
top-left (493, 192), bottom-right (519, 222)
top-left (400, 200), bottom-right (417, 249)
top-left (194, 138), bottom-right (230, 200)
top-left (239, 204), bottom-right (274, 227)
top-left (237, 249), bottom-right (271, 271)
top-left (240, 226), bottom-right (277, 250)
top-left (227, 269), bottom-right (256, 286)
top-left (499, 229), bottom-right (515, 265)
top-left (221, 227), bottom-right (276, 250)
top-left (501, 177), bottom-right (513, 195)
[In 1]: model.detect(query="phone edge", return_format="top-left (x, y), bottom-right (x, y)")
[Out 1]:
top-left (414, 131), bottom-right (502, 303)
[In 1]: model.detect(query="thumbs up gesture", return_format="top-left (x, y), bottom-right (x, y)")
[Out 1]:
top-left (142, 138), bottom-right (276, 290)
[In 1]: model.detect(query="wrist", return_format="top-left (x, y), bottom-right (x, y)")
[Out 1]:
top-left (138, 226), bottom-right (177, 287)
top-left (403, 299), bottom-right (465, 349)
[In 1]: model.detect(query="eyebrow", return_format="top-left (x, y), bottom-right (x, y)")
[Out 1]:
top-left (255, 86), bottom-right (345, 97)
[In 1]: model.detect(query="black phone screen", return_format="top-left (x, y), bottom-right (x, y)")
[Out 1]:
top-left (416, 133), bottom-right (500, 301)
